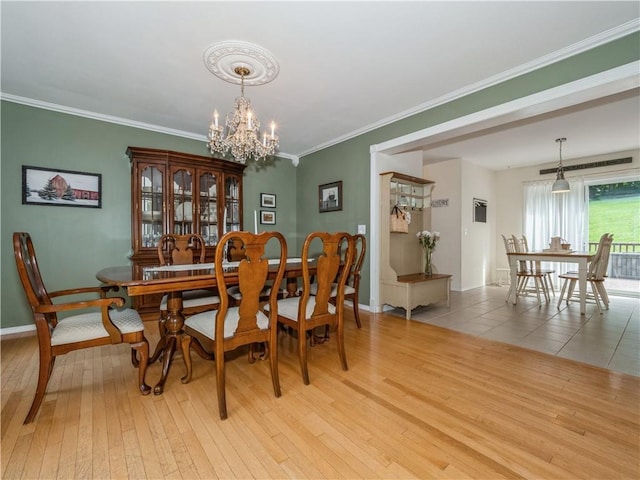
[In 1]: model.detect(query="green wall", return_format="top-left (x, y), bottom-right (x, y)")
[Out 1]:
top-left (1, 103), bottom-right (296, 329)
top-left (296, 32), bottom-right (640, 308)
top-left (2, 32), bottom-right (638, 329)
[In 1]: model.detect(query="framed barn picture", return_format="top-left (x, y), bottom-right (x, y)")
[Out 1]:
top-left (22, 166), bottom-right (102, 208)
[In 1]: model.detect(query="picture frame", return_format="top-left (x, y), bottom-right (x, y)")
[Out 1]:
top-left (260, 210), bottom-right (276, 225)
top-left (22, 165), bottom-right (102, 208)
top-left (260, 192), bottom-right (276, 208)
top-left (319, 180), bottom-right (343, 213)
top-left (473, 198), bottom-right (487, 223)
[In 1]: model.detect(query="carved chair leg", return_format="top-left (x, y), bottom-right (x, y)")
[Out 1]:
top-left (216, 351), bottom-right (227, 420)
top-left (131, 340), bottom-right (151, 395)
top-left (24, 349), bottom-right (54, 424)
top-left (352, 294), bottom-right (362, 328)
top-left (298, 327), bottom-right (310, 385)
top-left (336, 320), bottom-right (348, 372)
top-left (269, 328), bottom-right (281, 398)
top-left (131, 348), bottom-right (139, 367)
top-left (180, 335), bottom-right (193, 384)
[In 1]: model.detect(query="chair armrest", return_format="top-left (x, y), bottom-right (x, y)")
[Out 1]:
top-left (35, 296), bottom-right (125, 314)
top-left (49, 285), bottom-right (119, 299)
top-left (35, 297), bottom-right (126, 343)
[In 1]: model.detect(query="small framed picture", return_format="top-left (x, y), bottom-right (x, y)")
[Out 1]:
top-left (260, 193), bottom-right (276, 208)
top-left (319, 181), bottom-right (342, 213)
top-left (22, 165), bottom-right (102, 208)
top-left (473, 198), bottom-right (487, 223)
top-left (260, 210), bottom-right (276, 225)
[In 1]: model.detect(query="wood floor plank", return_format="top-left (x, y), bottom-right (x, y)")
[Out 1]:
top-left (1, 296), bottom-right (638, 479)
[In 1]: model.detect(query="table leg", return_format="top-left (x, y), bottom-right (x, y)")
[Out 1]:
top-left (508, 256), bottom-right (518, 305)
top-left (286, 277), bottom-right (299, 297)
top-left (578, 258), bottom-right (587, 315)
top-left (154, 292), bottom-right (184, 395)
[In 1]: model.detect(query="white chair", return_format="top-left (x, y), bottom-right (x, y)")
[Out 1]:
top-left (514, 234), bottom-right (555, 297)
top-left (502, 234), bottom-right (548, 305)
top-left (557, 233), bottom-right (613, 314)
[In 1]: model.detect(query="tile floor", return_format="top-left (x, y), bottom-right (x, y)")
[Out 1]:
top-left (389, 284), bottom-right (640, 377)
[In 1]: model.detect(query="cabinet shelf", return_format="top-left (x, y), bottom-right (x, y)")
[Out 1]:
top-left (127, 146), bottom-right (246, 318)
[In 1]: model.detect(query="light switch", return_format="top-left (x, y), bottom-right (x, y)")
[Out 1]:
top-left (357, 224), bottom-right (366, 234)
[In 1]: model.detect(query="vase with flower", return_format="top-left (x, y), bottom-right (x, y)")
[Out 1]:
top-left (417, 230), bottom-right (439, 276)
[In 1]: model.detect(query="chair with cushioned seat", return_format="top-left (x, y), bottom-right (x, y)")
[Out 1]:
top-left (309, 233), bottom-right (366, 328)
top-left (152, 233), bottom-right (220, 362)
top-left (266, 231), bottom-right (355, 385)
top-left (13, 232), bottom-right (150, 424)
top-left (181, 231), bottom-right (287, 419)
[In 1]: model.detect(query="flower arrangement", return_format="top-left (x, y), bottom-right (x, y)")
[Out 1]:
top-left (417, 230), bottom-right (439, 275)
top-left (417, 230), bottom-right (439, 251)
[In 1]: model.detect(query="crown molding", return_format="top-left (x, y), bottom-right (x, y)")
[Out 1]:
top-left (1, 19), bottom-right (637, 164)
top-left (298, 19), bottom-right (640, 158)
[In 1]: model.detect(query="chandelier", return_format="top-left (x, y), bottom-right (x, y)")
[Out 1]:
top-left (207, 66), bottom-right (278, 163)
top-left (551, 137), bottom-right (570, 194)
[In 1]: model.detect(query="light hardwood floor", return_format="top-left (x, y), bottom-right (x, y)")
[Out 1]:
top-left (2, 304), bottom-right (639, 479)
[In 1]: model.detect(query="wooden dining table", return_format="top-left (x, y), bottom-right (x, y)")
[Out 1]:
top-left (506, 250), bottom-right (595, 315)
top-left (97, 258), bottom-right (316, 394)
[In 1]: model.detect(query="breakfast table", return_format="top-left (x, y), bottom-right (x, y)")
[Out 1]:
top-left (506, 250), bottom-right (594, 315)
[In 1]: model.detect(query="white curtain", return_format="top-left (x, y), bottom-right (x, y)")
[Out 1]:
top-left (523, 177), bottom-right (585, 276)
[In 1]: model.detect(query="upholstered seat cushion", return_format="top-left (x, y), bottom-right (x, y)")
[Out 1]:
top-left (308, 283), bottom-right (355, 297)
top-left (185, 308), bottom-right (269, 340)
top-left (51, 307), bottom-right (143, 346)
top-left (160, 289), bottom-right (220, 310)
top-left (264, 296), bottom-right (336, 322)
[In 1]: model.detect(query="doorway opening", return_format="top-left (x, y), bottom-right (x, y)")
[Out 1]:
top-left (587, 180), bottom-right (640, 296)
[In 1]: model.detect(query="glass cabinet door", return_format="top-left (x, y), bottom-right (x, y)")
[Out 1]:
top-left (140, 165), bottom-right (164, 249)
top-left (198, 171), bottom-right (218, 246)
top-left (225, 175), bottom-right (241, 234)
top-left (172, 168), bottom-right (194, 235)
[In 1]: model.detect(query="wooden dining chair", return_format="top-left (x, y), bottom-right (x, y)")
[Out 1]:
top-left (557, 233), bottom-right (613, 314)
top-left (181, 231), bottom-right (287, 420)
top-left (152, 233), bottom-right (220, 362)
top-left (13, 232), bottom-right (151, 424)
top-left (266, 231), bottom-right (355, 385)
top-left (309, 233), bottom-right (366, 328)
top-left (224, 236), bottom-right (285, 306)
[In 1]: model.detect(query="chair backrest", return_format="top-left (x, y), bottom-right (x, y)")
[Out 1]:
top-left (588, 232), bottom-right (610, 270)
top-left (214, 231), bottom-right (287, 338)
top-left (300, 232), bottom-right (355, 319)
top-left (13, 232), bottom-right (52, 312)
top-left (348, 234), bottom-right (367, 289)
top-left (226, 237), bottom-right (247, 262)
top-left (590, 233), bottom-right (614, 280)
top-left (501, 234), bottom-right (516, 254)
top-left (157, 233), bottom-right (206, 265)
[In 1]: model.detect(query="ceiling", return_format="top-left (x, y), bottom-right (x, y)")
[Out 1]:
top-left (2, 1), bottom-right (639, 169)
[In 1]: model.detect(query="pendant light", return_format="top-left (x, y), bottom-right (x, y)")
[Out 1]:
top-left (551, 137), bottom-right (570, 194)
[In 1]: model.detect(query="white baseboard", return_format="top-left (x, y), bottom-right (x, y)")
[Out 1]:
top-left (0, 324), bottom-right (36, 338)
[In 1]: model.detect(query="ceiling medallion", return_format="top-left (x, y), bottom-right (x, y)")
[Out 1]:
top-left (204, 41), bottom-right (280, 163)
top-left (203, 40), bottom-right (279, 86)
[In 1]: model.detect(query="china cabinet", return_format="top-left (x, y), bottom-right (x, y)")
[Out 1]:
top-left (379, 171), bottom-right (451, 319)
top-left (127, 147), bottom-right (245, 317)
